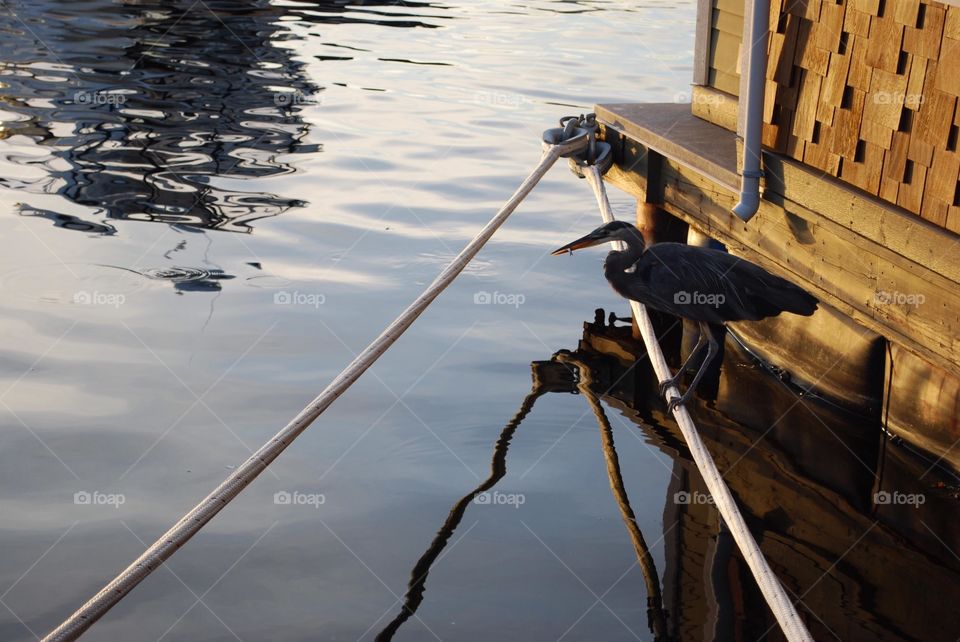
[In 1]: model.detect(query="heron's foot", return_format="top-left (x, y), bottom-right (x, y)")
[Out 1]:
top-left (657, 373), bottom-right (683, 398)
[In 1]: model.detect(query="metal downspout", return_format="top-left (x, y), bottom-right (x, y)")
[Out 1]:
top-left (733, 0), bottom-right (771, 221)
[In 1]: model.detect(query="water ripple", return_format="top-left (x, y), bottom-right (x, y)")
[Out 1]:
top-left (0, 0), bottom-right (438, 232)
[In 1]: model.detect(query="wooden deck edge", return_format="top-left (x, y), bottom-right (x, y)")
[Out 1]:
top-left (595, 103), bottom-right (740, 192)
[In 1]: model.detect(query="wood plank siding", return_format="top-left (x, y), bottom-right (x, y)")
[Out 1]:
top-left (702, 0), bottom-right (960, 233)
top-left (709, 0), bottom-right (744, 96)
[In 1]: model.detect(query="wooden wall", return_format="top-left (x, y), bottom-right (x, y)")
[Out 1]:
top-left (763, 0), bottom-right (960, 233)
top-left (709, 0), bottom-right (743, 96)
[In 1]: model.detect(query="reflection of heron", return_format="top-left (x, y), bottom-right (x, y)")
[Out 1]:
top-left (553, 221), bottom-right (817, 410)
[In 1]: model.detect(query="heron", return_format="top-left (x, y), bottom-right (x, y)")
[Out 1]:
top-left (552, 220), bottom-right (818, 411)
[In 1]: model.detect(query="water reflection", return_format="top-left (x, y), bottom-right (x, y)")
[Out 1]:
top-left (286, 1), bottom-right (449, 29)
top-left (0, 2), bottom-right (710, 639)
top-left (376, 381), bottom-right (546, 641)
top-left (0, 0), bottom-right (452, 233)
top-left (17, 203), bottom-right (116, 235)
top-left (378, 349), bottom-right (671, 641)
top-left (103, 264), bottom-right (235, 294)
top-left (556, 351), bottom-right (670, 641)
top-left (384, 310), bottom-right (960, 641)
top-left (565, 312), bottom-right (960, 641)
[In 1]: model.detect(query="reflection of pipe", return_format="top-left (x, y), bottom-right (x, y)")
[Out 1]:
top-left (556, 353), bottom-right (670, 640)
top-left (732, 0), bottom-right (770, 221)
top-left (376, 377), bottom-right (548, 641)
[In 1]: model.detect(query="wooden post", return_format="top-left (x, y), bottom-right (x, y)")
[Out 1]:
top-left (686, 225), bottom-right (713, 249)
top-left (633, 201), bottom-right (687, 344)
top-left (693, 0), bottom-right (712, 87)
top-left (636, 204), bottom-right (688, 247)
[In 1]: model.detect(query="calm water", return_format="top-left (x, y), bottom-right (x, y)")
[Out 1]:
top-left (0, 2), bottom-right (957, 641)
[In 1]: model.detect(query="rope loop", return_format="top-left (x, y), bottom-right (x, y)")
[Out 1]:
top-left (552, 113), bottom-right (614, 178)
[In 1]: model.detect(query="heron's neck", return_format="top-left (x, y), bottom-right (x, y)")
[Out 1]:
top-left (603, 238), bottom-right (645, 276)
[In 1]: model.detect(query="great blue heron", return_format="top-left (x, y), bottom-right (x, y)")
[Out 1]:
top-left (552, 220), bottom-right (818, 410)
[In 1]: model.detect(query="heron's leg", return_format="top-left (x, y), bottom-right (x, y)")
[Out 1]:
top-left (657, 323), bottom-right (708, 398)
top-left (667, 322), bottom-right (720, 412)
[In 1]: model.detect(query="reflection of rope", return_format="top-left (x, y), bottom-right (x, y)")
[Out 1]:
top-left (581, 165), bottom-right (813, 642)
top-left (44, 135), bottom-right (589, 642)
top-left (556, 354), bottom-right (670, 641)
top-left (376, 386), bottom-right (545, 641)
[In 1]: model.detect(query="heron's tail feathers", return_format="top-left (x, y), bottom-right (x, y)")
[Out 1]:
top-left (757, 275), bottom-right (818, 318)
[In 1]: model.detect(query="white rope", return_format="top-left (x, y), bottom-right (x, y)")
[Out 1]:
top-left (43, 135), bottom-right (587, 642)
top-left (582, 166), bottom-right (814, 642)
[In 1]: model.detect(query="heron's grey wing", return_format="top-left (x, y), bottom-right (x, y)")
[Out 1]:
top-left (632, 244), bottom-right (817, 322)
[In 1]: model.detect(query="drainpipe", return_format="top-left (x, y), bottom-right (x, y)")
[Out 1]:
top-left (732, 0), bottom-right (771, 221)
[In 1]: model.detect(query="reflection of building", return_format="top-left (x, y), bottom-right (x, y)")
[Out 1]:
top-left (0, 0), bottom-right (320, 231)
top-left (17, 205), bottom-right (116, 235)
top-left (541, 312), bottom-right (960, 641)
top-left (377, 310), bottom-right (957, 640)
top-left (0, 0), bottom-right (342, 231)
top-left (595, 0), bottom-right (960, 473)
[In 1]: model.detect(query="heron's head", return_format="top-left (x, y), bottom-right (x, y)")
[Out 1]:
top-left (551, 221), bottom-right (644, 256)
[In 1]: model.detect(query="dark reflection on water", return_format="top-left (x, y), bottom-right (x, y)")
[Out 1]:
top-left (381, 313), bottom-right (960, 642)
top-left (99, 263), bottom-right (236, 294)
top-left (376, 382), bottom-right (548, 640)
top-left (559, 314), bottom-right (960, 642)
top-left (0, 0), bottom-right (451, 233)
top-left (17, 204), bottom-right (116, 235)
top-left (287, 0), bottom-right (450, 29)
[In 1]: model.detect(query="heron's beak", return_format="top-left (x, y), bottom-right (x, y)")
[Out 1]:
top-left (551, 232), bottom-right (607, 256)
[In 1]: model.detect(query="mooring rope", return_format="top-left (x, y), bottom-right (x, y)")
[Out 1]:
top-left (43, 132), bottom-right (589, 642)
top-left (580, 163), bottom-right (814, 642)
